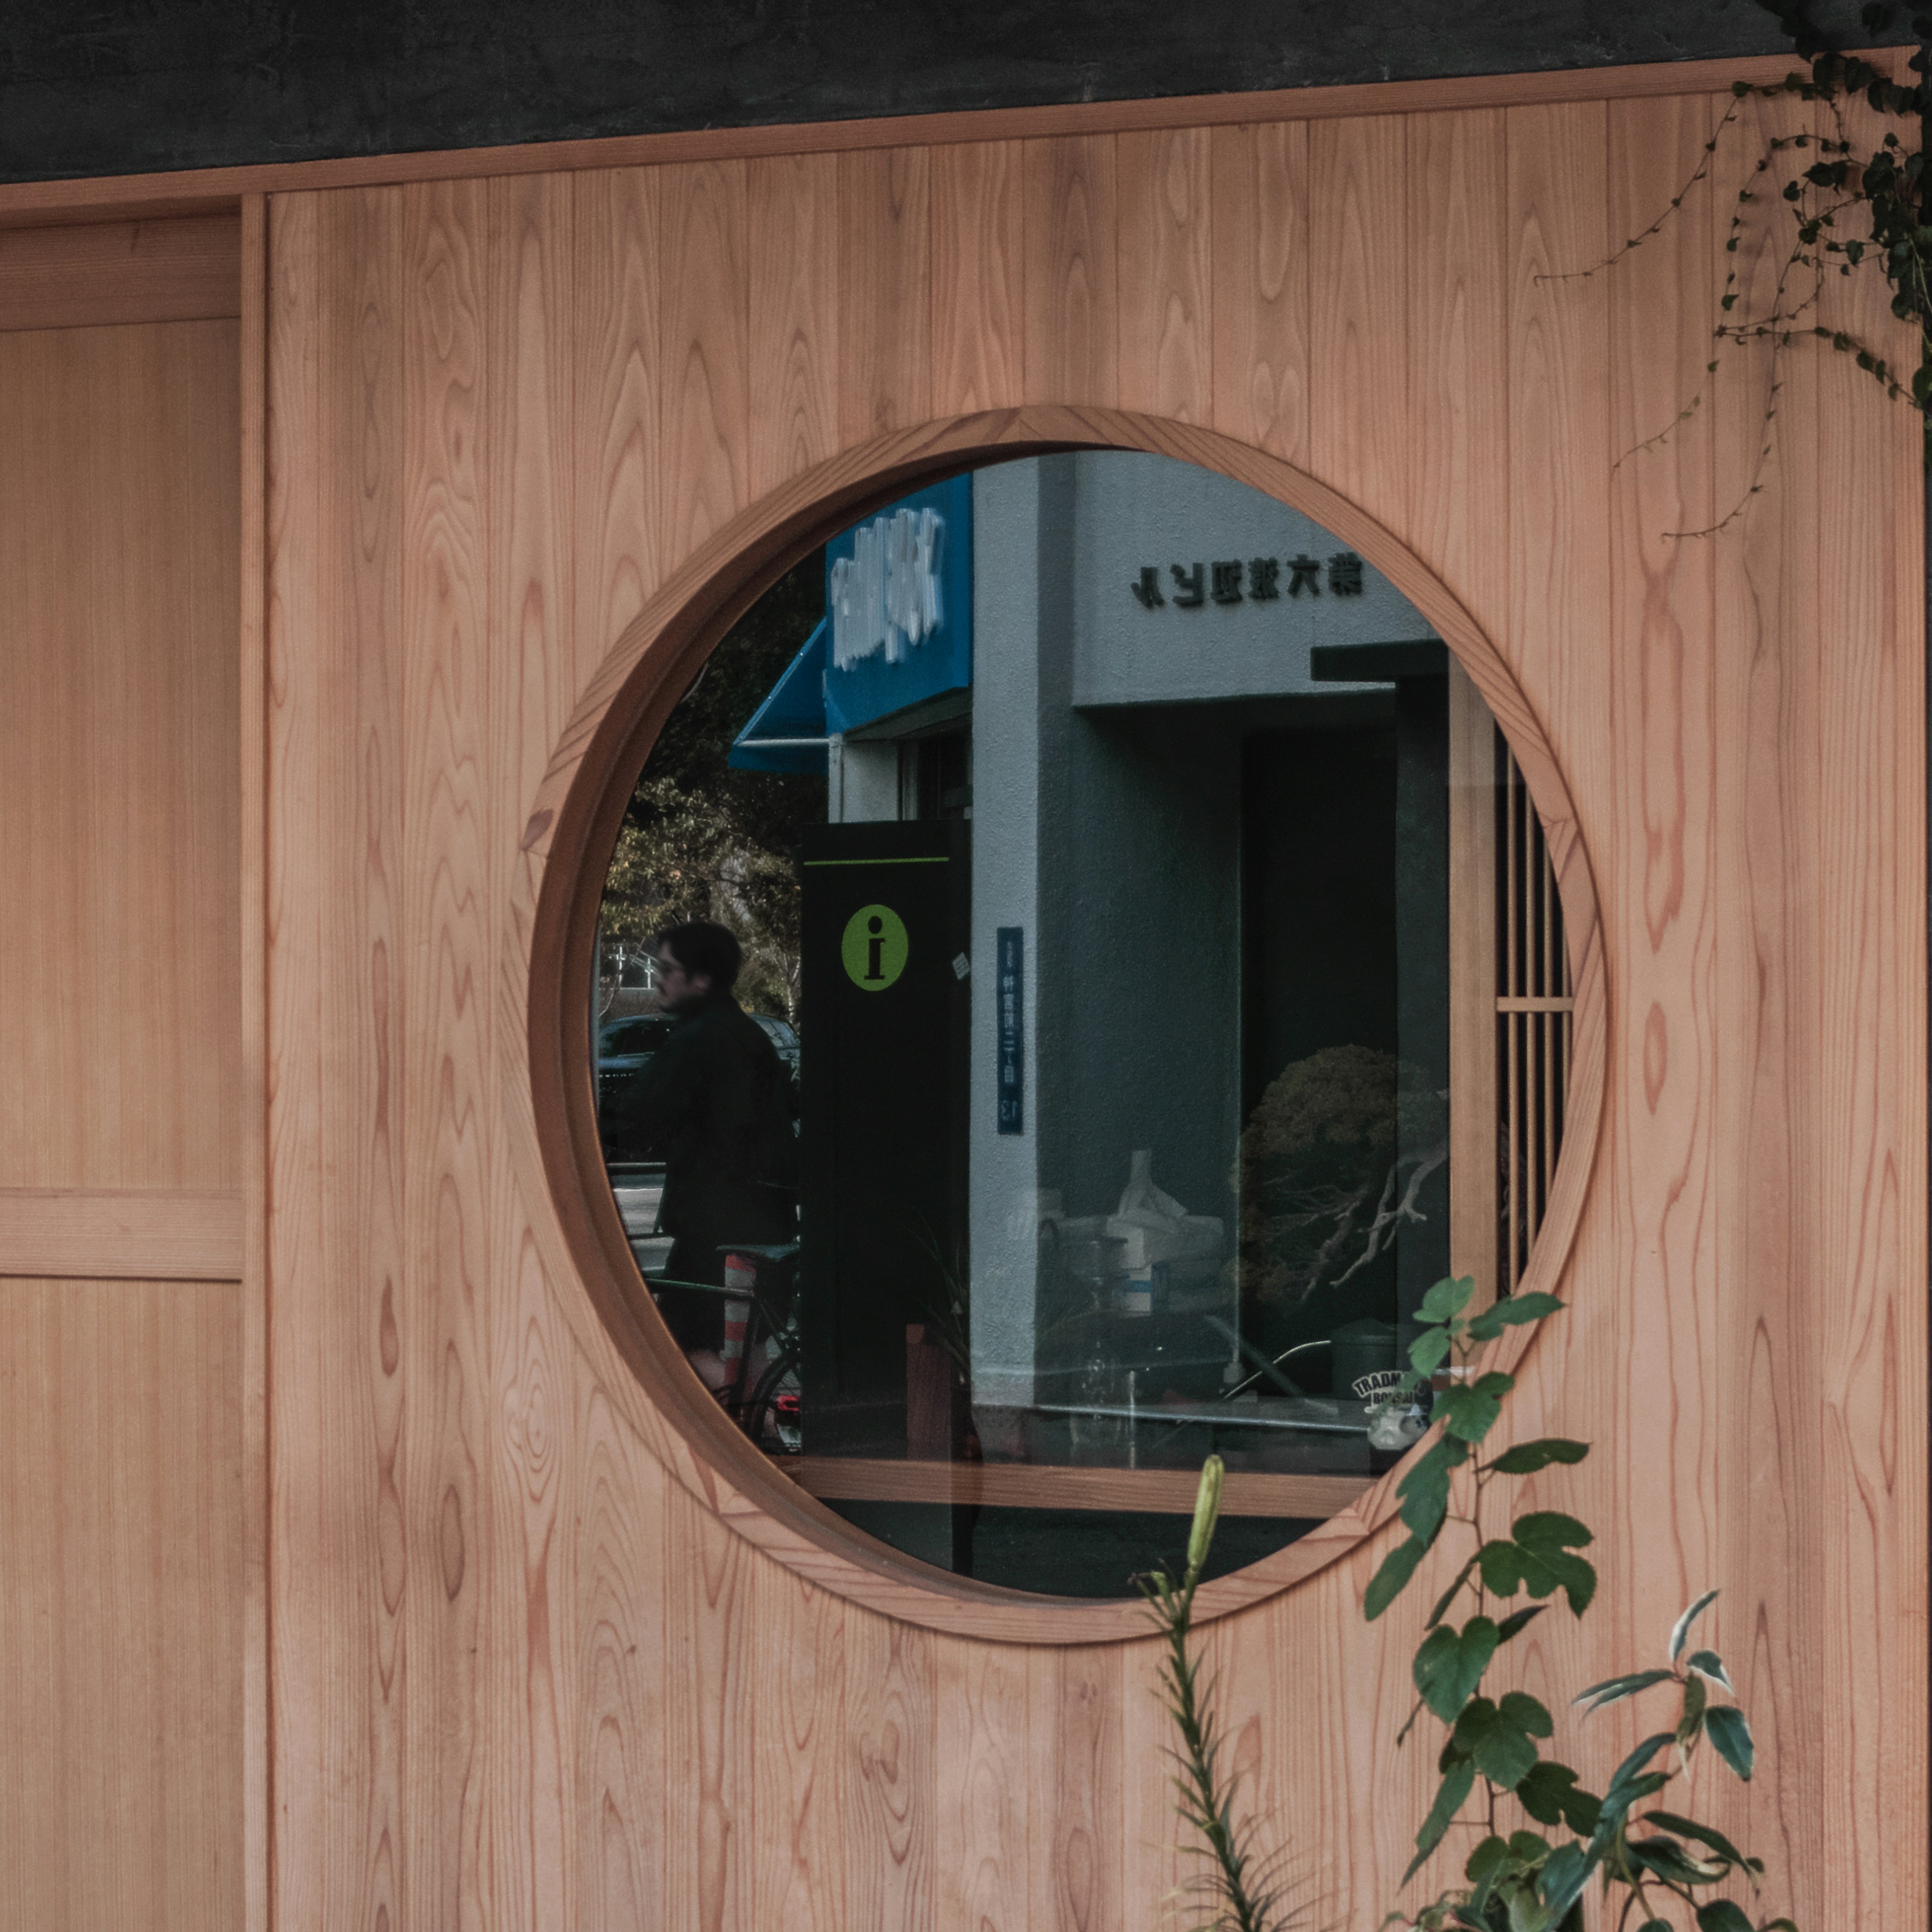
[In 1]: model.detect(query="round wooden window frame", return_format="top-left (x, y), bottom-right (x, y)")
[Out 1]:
top-left (500, 406), bottom-right (1606, 1646)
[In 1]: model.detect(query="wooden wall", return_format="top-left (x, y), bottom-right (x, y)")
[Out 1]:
top-left (0, 60), bottom-right (1914, 1932)
top-left (0, 286), bottom-right (246, 1925)
top-left (256, 79), bottom-right (1925, 1932)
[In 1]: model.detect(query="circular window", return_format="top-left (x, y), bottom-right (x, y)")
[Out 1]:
top-left (577, 446), bottom-right (1588, 1602)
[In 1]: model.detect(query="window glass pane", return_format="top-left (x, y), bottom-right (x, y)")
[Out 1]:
top-left (590, 452), bottom-right (1573, 1598)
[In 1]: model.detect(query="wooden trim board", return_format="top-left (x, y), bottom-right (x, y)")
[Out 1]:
top-left (236, 190), bottom-right (270, 1932)
top-left (0, 50), bottom-right (1902, 232)
top-left (0, 214), bottom-right (240, 331)
top-left (0, 1187), bottom-right (244, 1280)
top-left (780, 1456), bottom-right (1375, 1520)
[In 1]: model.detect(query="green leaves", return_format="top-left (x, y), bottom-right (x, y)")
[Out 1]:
top-left (1642, 1811), bottom-right (1764, 1883)
top-left (1670, 1588), bottom-right (1720, 1663)
top-left (1515, 1760), bottom-right (1601, 1835)
top-left (1338, 1271), bottom-right (1796, 1932)
top-left (1587, 1733), bottom-right (1676, 1861)
top-left (1418, 1274), bottom-right (1477, 1325)
top-left (1575, 1668), bottom-right (1675, 1715)
top-left (1405, 1759), bottom-right (1476, 1882)
top-left (1464, 1291), bottom-right (1565, 1341)
top-left (1695, 1903), bottom-right (1756, 1932)
top-left (1413, 1617), bottom-right (1500, 1722)
top-left (1706, 1704), bottom-right (1755, 1782)
top-left (1397, 1434), bottom-right (1470, 1545)
top-left (1477, 1512), bottom-right (1597, 1615)
top-left (1684, 1648), bottom-right (1734, 1694)
top-left (1436, 1372), bottom-right (1515, 1445)
top-left (1364, 1533), bottom-right (1430, 1623)
top-left (1483, 1437), bottom-right (1589, 1476)
top-left (1446, 1693), bottom-right (1549, 1791)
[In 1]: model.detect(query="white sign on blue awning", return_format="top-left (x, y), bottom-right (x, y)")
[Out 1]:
top-left (823, 473), bottom-right (973, 735)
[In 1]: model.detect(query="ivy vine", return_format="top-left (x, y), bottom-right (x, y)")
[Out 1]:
top-left (1571, 1), bottom-right (1931, 533)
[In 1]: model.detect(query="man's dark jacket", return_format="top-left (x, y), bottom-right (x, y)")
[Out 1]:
top-left (620, 990), bottom-right (794, 1292)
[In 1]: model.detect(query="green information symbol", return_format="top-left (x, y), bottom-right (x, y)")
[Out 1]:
top-left (842, 903), bottom-right (909, 991)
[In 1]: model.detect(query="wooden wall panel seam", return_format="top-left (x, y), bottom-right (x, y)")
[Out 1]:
top-left (0, 1187), bottom-right (245, 1280)
top-left (238, 188), bottom-right (272, 1932)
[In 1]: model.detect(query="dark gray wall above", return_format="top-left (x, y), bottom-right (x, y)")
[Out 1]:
top-left (0, 0), bottom-right (1906, 186)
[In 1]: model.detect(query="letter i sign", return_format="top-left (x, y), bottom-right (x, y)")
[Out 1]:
top-left (841, 904), bottom-right (909, 991)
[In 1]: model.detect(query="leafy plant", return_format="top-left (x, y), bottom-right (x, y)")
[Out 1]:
top-left (1151, 1277), bottom-right (1801, 1932)
top-left (1568, 1), bottom-right (1932, 532)
top-left (1367, 1276), bottom-right (1790, 1932)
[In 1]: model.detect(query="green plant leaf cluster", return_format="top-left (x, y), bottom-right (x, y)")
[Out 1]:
top-left (1567, 2), bottom-right (1932, 532)
top-left (1360, 1281), bottom-right (1790, 1932)
top-left (1151, 1273), bottom-right (1803, 1932)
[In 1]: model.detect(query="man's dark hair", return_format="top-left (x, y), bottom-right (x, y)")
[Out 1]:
top-left (658, 920), bottom-right (742, 991)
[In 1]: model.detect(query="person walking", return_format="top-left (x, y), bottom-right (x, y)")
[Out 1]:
top-left (616, 920), bottom-right (795, 1393)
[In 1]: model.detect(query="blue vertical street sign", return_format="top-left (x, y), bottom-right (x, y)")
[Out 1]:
top-left (996, 927), bottom-right (1024, 1135)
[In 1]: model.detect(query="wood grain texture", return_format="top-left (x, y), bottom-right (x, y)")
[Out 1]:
top-left (238, 188), bottom-right (271, 1932)
top-left (0, 318), bottom-right (242, 1193)
top-left (749, 152), bottom-right (842, 496)
top-left (0, 1185), bottom-right (244, 1278)
top-left (249, 76), bottom-right (1925, 1932)
top-left (1117, 127), bottom-right (1213, 423)
top-left (1308, 113), bottom-right (1409, 509)
top-left (1209, 120), bottom-right (1310, 463)
top-left (0, 213), bottom-right (239, 330)
top-left (0, 1279), bottom-right (244, 1930)
top-left (660, 163), bottom-right (751, 561)
top-left (571, 167), bottom-right (662, 698)
top-left (929, 139), bottom-right (1023, 419)
top-left (1022, 135), bottom-right (1117, 406)
top-left (839, 146), bottom-right (932, 442)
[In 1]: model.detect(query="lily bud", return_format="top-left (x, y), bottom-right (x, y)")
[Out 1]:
top-left (1186, 1455), bottom-right (1225, 1577)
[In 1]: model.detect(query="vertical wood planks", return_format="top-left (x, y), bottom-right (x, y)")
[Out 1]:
top-left (0, 1281), bottom-right (245, 1931)
top-left (1406, 108), bottom-right (1508, 603)
top-left (328, 183), bottom-right (411, 1932)
top-left (839, 147), bottom-right (933, 444)
top-left (930, 140), bottom-right (1024, 421)
top-left (935, 1641), bottom-right (1029, 1931)
top-left (571, 167), bottom-right (661, 687)
top-left (238, 188), bottom-right (271, 1932)
top-left (487, 169), bottom-right (584, 1932)
top-left (1022, 135), bottom-right (1118, 407)
top-left (659, 162), bottom-right (750, 567)
top-left (1604, 94), bottom-right (1723, 1657)
top-left (1208, 120), bottom-right (1310, 464)
top-left (1307, 114), bottom-right (1409, 509)
top-left (1029, 1648), bottom-right (1122, 1932)
top-left (1808, 89), bottom-right (1927, 1932)
top-left (573, 1369), bottom-right (669, 1928)
top-left (1706, 80), bottom-right (1826, 1905)
top-left (1117, 128), bottom-right (1213, 424)
top-left (845, 1611), bottom-right (937, 1932)
top-left (251, 82), bottom-right (1926, 1932)
top-left (0, 321), bottom-right (242, 1192)
top-left (749, 153), bottom-right (841, 496)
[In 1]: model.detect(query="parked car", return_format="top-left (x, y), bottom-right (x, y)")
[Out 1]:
top-left (750, 1013), bottom-right (801, 1092)
top-left (595, 1012), bottom-right (678, 1154)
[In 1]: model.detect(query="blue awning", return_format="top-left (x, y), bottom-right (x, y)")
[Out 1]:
top-left (729, 619), bottom-right (829, 775)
